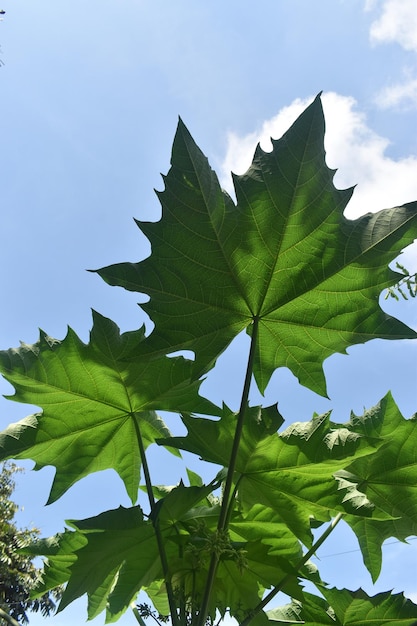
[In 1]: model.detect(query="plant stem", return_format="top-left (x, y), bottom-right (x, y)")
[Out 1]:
top-left (218, 317), bottom-right (259, 531)
top-left (239, 512), bottom-right (344, 626)
top-left (196, 318), bottom-right (259, 626)
top-left (133, 414), bottom-right (180, 626)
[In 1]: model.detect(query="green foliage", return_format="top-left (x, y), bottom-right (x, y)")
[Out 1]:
top-left (0, 95), bottom-right (417, 625)
top-left (0, 312), bottom-right (214, 504)
top-left (96, 102), bottom-right (416, 397)
top-left (267, 589), bottom-right (417, 625)
top-left (0, 462), bottom-right (61, 624)
top-left (385, 263), bottom-right (417, 300)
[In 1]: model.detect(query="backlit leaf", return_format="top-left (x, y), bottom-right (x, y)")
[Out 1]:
top-left (268, 588), bottom-right (417, 625)
top-left (0, 311), bottom-right (216, 503)
top-left (335, 393), bottom-right (417, 580)
top-left (97, 96), bottom-right (417, 395)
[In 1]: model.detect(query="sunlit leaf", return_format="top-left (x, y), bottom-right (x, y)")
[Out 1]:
top-left (0, 311), bottom-right (216, 503)
top-left (268, 588), bottom-right (417, 624)
top-left (97, 95), bottom-right (417, 395)
top-left (48, 506), bottom-right (161, 621)
top-left (165, 403), bottom-right (385, 546)
top-left (335, 393), bottom-right (417, 580)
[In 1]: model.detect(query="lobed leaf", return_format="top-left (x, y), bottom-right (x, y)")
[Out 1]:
top-left (321, 587), bottom-right (417, 625)
top-left (268, 588), bottom-right (417, 624)
top-left (164, 403), bottom-right (385, 546)
top-left (56, 506), bottom-right (162, 620)
top-left (160, 403), bottom-right (284, 469)
top-left (0, 311), bottom-right (217, 503)
top-left (97, 95), bottom-right (417, 396)
top-left (336, 393), bottom-right (417, 580)
top-left (346, 516), bottom-right (416, 584)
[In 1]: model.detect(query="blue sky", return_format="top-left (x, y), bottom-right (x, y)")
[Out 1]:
top-left (1, 1), bottom-right (417, 624)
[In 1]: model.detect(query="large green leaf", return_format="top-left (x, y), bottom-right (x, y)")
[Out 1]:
top-left (335, 393), bottom-right (417, 580)
top-left (0, 311), bottom-right (216, 503)
top-left (160, 404), bottom-right (284, 469)
top-left (164, 534), bottom-right (306, 626)
top-left (321, 587), bottom-right (417, 625)
top-left (97, 95), bottom-right (417, 395)
top-left (346, 516), bottom-right (416, 584)
top-left (28, 497), bottom-right (304, 624)
top-left (45, 506), bottom-right (162, 622)
top-left (163, 404), bottom-right (386, 546)
top-left (238, 411), bottom-right (386, 546)
top-left (340, 393), bottom-right (417, 525)
top-left (267, 588), bottom-right (417, 625)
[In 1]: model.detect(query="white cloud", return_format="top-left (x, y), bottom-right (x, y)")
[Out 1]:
top-left (220, 92), bottom-right (417, 219)
top-left (367, 0), bottom-right (417, 52)
top-left (375, 74), bottom-right (417, 109)
top-left (365, 1), bottom-right (417, 109)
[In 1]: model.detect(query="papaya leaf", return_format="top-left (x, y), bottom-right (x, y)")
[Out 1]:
top-left (142, 580), bottom-right (171, 619)
top-left (22, 531), bottom-right (87, 597)
top-left (267, 589), bottom-right (417, 624)
top-left (164, 404), bottom-right (384, 546)
top-left (267, 593), bottom-right (335, 624)
top-left (96, 95), bottom-right (417, 396)
top-left (167, 538), bottom-right (304, 626)
top-left (228, 504), bottom-right (303, 567)
top-left (0, 311), bottom-right (217, 503)
top-left (334, 393), bottom-right (417, 579)
top-left (321, 587), bottom-right (417, 625)
top-left (45, 506), bottom-right (163, 621)
top-left (149, 480), bottom-right (221, 527)
top-left (346, 516), bottom-right (416, 584)
top-left (29, 503), bottom-right (305, 624)
top-left (238, 415), bottom-right (383, 547)
top-left (159, 403), bottom-right (284, 469)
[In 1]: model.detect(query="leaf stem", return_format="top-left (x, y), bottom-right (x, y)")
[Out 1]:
top-left (197, 318), bottom-right (259, 626)
top-left (132, 415), bottom-right (180, 626)
top-left (239, 512), bottom-right (344, 626)
top-left (219, 317), bottom-right (259, 531)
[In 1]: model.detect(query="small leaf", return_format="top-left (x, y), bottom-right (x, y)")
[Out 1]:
top-left (268, 594), bottom-right (334, 624)
top-left (229, 504), bottom-right (302, 561)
